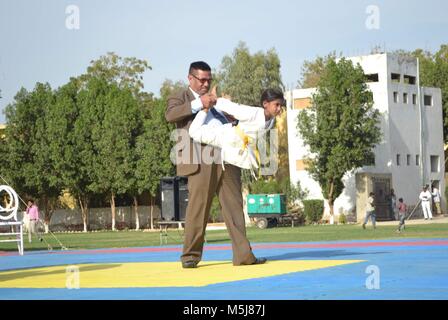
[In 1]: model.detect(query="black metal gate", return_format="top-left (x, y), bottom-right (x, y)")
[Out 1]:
top-left (372, 177), bottom-right (392, 221)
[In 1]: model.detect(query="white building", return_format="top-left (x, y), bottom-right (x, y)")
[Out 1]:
top-left (286, 53), bottom-right (445, 222)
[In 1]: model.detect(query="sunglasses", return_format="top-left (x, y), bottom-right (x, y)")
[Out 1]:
top-left (190, 73), bottom-right (213, 84)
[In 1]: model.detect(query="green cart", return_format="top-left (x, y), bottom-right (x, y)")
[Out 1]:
top-left (247, 194), bottom-right (287, 229)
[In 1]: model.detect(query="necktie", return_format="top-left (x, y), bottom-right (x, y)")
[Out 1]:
top-left (210, 108), bottom-right (228, 124)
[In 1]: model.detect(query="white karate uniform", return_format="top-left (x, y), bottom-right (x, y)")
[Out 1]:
top-left (189, 98), bottom-right (270, 175)
top-left (419, 190), bottom-right (433, 219)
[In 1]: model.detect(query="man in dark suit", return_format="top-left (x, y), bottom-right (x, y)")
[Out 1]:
top-left (165, 61), bottom-right (266, 268)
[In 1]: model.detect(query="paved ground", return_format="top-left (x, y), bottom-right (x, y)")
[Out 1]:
top-left (374, 215), bottom-right (448, 226)
top-left (1, 237), bottom-right (447, 300)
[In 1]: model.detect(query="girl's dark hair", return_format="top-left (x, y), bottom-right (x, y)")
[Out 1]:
top-left (260, 88), bottom-right (285, 107)
top-left (399, 198), bottom-right (403, 202)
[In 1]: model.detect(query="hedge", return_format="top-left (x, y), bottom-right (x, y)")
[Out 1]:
top-left (303, 199), bottom-right (324, 223)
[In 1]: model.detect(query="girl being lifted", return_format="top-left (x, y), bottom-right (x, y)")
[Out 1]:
top-left (188, 87), bottom-right (285, 177)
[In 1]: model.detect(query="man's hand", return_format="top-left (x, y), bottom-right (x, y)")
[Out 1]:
top-left (200, 93), bottom-right (217, 111)
top-left (210, 85), bottom-right (218, 99)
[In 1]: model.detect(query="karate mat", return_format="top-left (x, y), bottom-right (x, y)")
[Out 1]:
top-left (1, 238), bottom-right (447, 300)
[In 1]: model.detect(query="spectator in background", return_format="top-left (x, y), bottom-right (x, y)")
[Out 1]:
top-left (390, 189), bottom-right (397, 220)
top-left (396, 197), bottom-right (407, 233)
top-left (419, 186), bottom-right (433, 220)
top-left (362, 192), bottom-right (376, 229)
top-left (431, 184), bottom-right (442, 215)
top-left (26, 199), bottom-right (42, 243)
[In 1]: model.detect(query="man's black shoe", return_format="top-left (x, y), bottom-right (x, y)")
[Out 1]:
top-left (182, 261), bottom-right (198, 269)
top-left (252, 257), bottom-right (267, 265)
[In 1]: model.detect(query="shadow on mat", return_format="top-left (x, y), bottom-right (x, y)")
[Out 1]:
top-left (197, 262), bottom-right (233, 268)
top-left (205, 239), bottom-right (230, 243)
top-left (266, 250), bottom-right (389, 260)
top-left (0, 264), bottom-right (122, 281)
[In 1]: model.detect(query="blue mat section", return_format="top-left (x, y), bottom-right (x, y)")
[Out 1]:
top-left (1, 238), bottom-right (448, 300)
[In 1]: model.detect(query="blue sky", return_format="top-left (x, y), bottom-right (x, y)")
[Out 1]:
top-left (1, 0), bottom-right (447, 123)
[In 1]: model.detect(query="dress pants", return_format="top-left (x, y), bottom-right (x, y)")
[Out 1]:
top-left (421, 201), bottom-right (432, 219)
top-left (28, 220), bottom-right (39, 243)
top-left (181, 162), bottom-right (256, 266)
top-left (363, 210), bottom-right (376, 227)
top-left (434, 202), bottom-right (442, 215)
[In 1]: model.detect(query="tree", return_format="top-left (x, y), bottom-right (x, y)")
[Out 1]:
top-left (46, 80), bottom-right (95, 232)
top-left (159, 79), bottom-right (186, 100)
top-left (2, 83), bottom-right (62, 231)
top-left (432, 45), bottom-right (448, 143)
top-left (75, 52), bottom-right (152, 230)
top-left (216, 42), bottom-right (284, 186)
top-left (297, 58), bottom-right (381, 224)
top-left (134, 86), bottom-right (175, 229)
top-left (297, 52), bottom-right (341, 89)
top-left (217, 42), bottom-right (283, 106)
top-left (79, 78), bottom-right (140, 231)
top-left (76, 52), bottom-right (152, 97)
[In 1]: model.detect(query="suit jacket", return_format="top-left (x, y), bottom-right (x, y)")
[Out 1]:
top-left (165, 88), bottom-right (203, 176)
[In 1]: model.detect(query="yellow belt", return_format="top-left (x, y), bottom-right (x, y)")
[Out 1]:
top-left (234, 125), bottom-right (261, 178)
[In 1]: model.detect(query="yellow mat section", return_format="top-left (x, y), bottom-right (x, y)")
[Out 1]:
top-left (0, 260), bottom-right (364, 288)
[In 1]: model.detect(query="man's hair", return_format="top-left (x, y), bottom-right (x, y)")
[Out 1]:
top-left (189, 61), bottom-right (211, 74)
top-left (260, 88), bottom-right (286, 106)
top-left (369, 192), bottom-right (375, 196)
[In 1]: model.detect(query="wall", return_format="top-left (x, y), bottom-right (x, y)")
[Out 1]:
top-left (21, 206), bottom-right (162, 231)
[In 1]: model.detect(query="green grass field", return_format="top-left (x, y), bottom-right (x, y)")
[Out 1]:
top-left (1, 222), bottom-right (447, 252)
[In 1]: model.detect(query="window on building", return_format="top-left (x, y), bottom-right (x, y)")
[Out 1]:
top-left (424, 95), bottom-right (433, 106)
top-left (396, 154), bottom-right (401, 166)
top-left (391, 73), bottom-right (400, 83)
top-left (393, 92), bottom-right (399, 103)
top-left (403, 93), bottom-right (408, 104)
top-left (403, 75), bottom-right (416, 85)
top-left (407, 154), bottom-right (411, 166)
top-left (430, 155), bottom-right (440, 172)
top-left (412, 94), bottom-right (417, 105)
top-left (416, 154), bottom-right (420, 166)
top-left (365, 73), bottom-right (379, 82)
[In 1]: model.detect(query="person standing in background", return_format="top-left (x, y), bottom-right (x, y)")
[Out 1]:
top-left (419, 186), bottom-right (433, 220)
top-left (26, 199), bottom-right (42, 243)
top-left (362, 192), bottom-right (376, 229)
top-left (431, 184), bottom-right (442, 215)
top-left (396, 197), bottom-right (407, 233)
top-left (390, 189), bottom-right (397, 220)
